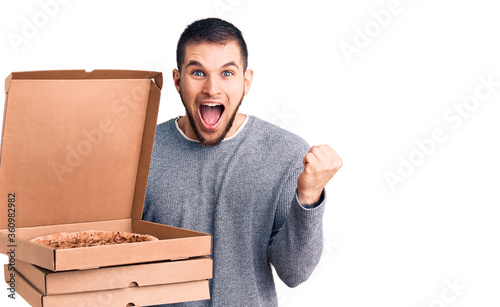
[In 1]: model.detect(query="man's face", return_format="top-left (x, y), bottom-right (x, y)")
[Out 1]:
top-left (173, 41), bottom-right (253, 146)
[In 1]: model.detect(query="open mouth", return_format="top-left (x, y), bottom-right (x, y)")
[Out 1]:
top-left (199, 103), bottom-right (225, 129)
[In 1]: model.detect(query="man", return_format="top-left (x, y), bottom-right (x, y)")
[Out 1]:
top-left (143, 18), bottom-right (342, 306)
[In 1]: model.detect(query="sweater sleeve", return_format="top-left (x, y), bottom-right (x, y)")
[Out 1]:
top-left (267, 156), bottom-right (326, 288)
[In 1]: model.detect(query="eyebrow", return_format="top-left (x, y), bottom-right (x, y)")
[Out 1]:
top-left (184, 60), bottom-right (239, 70)
top-left (185, 60), bottom-right (202, 70)
top-left (221, 61), bottom-right (239, 69)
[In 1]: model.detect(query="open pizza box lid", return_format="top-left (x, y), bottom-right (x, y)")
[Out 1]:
top-left (0, 70), bottom-right (212, 271)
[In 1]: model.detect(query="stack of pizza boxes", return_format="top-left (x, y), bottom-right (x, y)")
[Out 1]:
top-left (0, 70), bottom-right (212, 306)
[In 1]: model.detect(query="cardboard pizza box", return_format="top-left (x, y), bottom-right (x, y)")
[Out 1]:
top-left (7, 257), bottom-right (212, 295)
top-left (4, 266), bottom-right (210, 307)
top-left (0, 70), bottom-right (212, 271)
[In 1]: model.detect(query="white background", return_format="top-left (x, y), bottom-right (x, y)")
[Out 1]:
top-left (1, 0), bottom-right (499, 306)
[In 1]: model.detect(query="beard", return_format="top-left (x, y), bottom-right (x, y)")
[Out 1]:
top-left (180, 89), bottom-right (244, 147)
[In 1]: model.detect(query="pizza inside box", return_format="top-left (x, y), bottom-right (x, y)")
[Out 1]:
top-left (0, 70), bottom-right (212, 305)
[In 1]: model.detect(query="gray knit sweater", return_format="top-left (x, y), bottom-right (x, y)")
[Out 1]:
top-left (143, 115), bottom-right (325, 307)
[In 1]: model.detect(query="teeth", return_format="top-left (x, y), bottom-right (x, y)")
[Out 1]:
top-left (202, 103), bottom-right (221, 107)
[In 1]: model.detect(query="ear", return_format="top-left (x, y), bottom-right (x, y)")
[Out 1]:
top-left (244, 69), bottom-right (253, 96)
top-left (173, 69), bottom-right (181, 94)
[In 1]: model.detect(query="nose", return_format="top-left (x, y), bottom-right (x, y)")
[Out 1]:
top-left (201, 75), bottom-right (221, 97)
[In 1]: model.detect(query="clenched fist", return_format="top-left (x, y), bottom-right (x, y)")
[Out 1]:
top-left (297, 144), bottom-right (342, 205)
